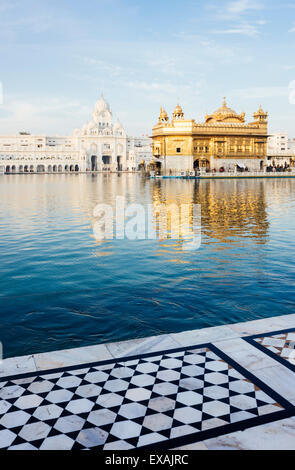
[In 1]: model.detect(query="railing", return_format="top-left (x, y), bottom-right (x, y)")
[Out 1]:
top-left (199, 169), bottom-right (295, 177)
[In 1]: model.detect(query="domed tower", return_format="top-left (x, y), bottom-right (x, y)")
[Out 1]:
top-left (92, 94), bottom-right (113, 126)
top-left (172, 103), bottom-right (184, 120)
top-left (158, 107), bottom-right (169, 124)
top-left (253, 105), bottom-right (268, 123)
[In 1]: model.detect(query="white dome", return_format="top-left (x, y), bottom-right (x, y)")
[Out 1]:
top-left (94, 95), bottom-right (111, 114)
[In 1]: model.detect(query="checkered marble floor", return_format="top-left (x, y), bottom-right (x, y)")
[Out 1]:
top-left (0, 344), bottom-right (294, 450)
top-left (245, 328), bottom-right (295, 372)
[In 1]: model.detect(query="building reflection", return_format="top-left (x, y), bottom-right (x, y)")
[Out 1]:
top-left (150, 178), bottom-right (270, 245)
top-left (2, 173), bottom-right (290, 251)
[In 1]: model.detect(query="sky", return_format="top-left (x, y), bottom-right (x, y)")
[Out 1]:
top-left (0, 0), bottom-right (294, 136)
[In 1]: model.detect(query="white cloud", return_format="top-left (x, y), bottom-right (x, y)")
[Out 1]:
top-left (231, 86), bottom-right (289, 100)
top-left (0, 96), bottom-right (91, 134)
top-left (211, 22), bottom-right (260, 37)
top-left (127, 81), bottom-right (178, 94)
top-left (227, 0), bottom-right (263, 16)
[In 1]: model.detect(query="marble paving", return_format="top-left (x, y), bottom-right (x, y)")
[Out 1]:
top-left (245, 328), bottom-right (295, 372)
top-left (1, 313), bottom-right (295, 450)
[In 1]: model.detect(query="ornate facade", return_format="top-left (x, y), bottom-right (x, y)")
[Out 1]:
top-left (0, 95), bottom-right (151, 174)
top-left (152, 98), bottom-right (268, 175)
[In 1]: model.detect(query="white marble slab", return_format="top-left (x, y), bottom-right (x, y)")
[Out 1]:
top-left (228, 315), bottom-right (295, 337)
top-left (0, 355), bottom-right (37, 379)
top-left (203, 416), bottom-right (295, 450)
top-left (172, 441), bottom-right (208, 450)
top-left (214, 338), bottom-right (280, 371)
top-left (106, 334), bottom-right (180, 359)
top-left (33, 343), bottom-right (112, 371)
top-left (253, 365), bottom-right (295, 401)
top-left (171, 325), bottom-right (238, 347)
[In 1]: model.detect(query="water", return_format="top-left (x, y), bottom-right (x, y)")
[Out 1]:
top-left (0, 174), bottom-right (295, 359)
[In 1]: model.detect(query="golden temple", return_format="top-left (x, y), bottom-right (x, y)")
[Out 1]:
top-left (151, 98), bottom-right (268, 175)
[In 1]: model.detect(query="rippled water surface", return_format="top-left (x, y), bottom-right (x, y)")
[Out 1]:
top-left (1, 174), bottom-right (295, 358)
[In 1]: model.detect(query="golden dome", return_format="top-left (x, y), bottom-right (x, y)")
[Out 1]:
top-left (172, 103), bottom-right (184, 119)
top-left (214, 97), bottom-right (237, 117)
top-left (205, 97), bottom-right (245, 123)
top-left (173, 104), bottom-right (183, 114)
top-left (253, 105), bottom-right (268, 122)
top-left (160, 107), bottom-right (168, 118)
top-left (158, 106), bottom-right (169, 123)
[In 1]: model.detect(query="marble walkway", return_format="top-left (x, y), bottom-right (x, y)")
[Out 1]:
top-left (1, 313), bottom-right (295, 450)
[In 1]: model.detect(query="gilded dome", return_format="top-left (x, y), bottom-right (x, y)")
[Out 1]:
top-left (158, 106), bottom-right (169, 123)
top-left (173, 104), bottom-right (183, 114)
top-left (214, 98), bottom-right (237, 116)
top-left (205, 98), bottom-right (245, 124)
top-left (172, 103), bottom-right (184, 120)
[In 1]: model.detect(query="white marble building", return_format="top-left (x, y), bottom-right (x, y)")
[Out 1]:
top-left (0, 95), bottom-right (152, 174)
top-left (267, 131), bottom-right (295, 166)
top-left (128, 136), bottom-right (153, 169)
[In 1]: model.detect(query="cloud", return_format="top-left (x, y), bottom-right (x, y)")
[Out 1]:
top-left (75, 55), bottom-right (123, 77)
top-left (208, 1), bottom-right (266, 37)
top-left (214, 0), bottom-right (264, 20)
top-left (211, 22), bottom-right (260, 37)
top-left (127, 81), bottom-right (178, 94)
top-left (231, 86), bottom-right (289, 100)
top-left (289, 25), bottom-right (295, 32)
top-left (0, 95), bottom-right (91, 134)
top-left (227, 0), bottom-right (263, 16)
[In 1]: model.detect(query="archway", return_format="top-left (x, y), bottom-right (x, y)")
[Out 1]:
top-left (5, 166), bottom-right (10, 173)
top-left (37, 165), bottom-right (45, 173)
top-left (193, 159), bottom-right (200, 169)
top-left (30, 165), bottom-right (34, 173)
top-left (48, 165), bottom-right (52, 173)
top-left (65, 165), bottom-right (69, 172)
top-left (53, 165), bottom-right (57, 173)
top-left (19, 165), bottom-right (23, 173)
top-left (200, 158), bottom-right (210, 171)
top-left (75, 164), bottom-right (79, 172)
top-left (102, 155), bottom-right (111, 165)
top-left (70, 165), bottom-right (74, 172)
top-left (117, 156), bottom-right (122, 171)
top-left (260, 160), bottom-right (264, 170)
top-left (24, 165), bottom-right (29, 173)
top-left (11, 165), bottom-right (16, 173)
top-left (58, 165), bottom-right (62, 172)
top-left (91, 155), bottom-right (97, 171)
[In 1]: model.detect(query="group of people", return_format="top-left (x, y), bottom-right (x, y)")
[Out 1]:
top-left (266, 164), bottom-right (291, 172)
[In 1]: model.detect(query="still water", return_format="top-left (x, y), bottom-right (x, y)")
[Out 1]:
top-left (1, 174), bottom-right (295, 358)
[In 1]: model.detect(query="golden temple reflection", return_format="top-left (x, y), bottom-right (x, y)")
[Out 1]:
top-left (150, 178), bottom-right (269, 247)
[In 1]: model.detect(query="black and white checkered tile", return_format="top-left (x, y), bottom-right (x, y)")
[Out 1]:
top-left (245, 328), bottom-right (295, 373)
top-left (0, 344), bottom-right (293, 450)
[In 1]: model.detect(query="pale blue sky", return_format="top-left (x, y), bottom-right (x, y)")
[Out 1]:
top-left (0, 0), bottom-right (294, 136)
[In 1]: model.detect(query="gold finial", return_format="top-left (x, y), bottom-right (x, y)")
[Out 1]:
top-left (223, 96), bottom-right (227, 107)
